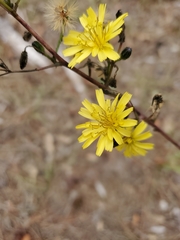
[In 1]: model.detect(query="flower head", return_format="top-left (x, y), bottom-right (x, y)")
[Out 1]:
top-left (116, 121), bottom-right (154, 157)
top-left (76, 89), bottom-right (137, 156)
top-left (44, 0), bottom-right (78, 33)
top-left (63, 4), bottom-right (128, 68)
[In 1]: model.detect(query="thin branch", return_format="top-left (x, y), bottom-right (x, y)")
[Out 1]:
top-left (0, 5), bottom-right (179, 150)
top-left (0, 62), bottom-right (61, 77)
top-left (13, 12), bottom-right (109, 89)
top-left (135, 108), bottom-right (180, 149)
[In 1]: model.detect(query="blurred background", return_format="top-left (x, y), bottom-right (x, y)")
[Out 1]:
top-left (0, 0), bottom-right (180, 239)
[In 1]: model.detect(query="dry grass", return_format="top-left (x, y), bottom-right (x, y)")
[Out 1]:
top-left (0, 0), bottom-right (180, 239)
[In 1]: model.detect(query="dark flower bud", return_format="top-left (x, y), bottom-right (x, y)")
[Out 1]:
top-left (19, 50), bottom-right (28, 69)
top-left (23, 31), bottom-right (32, 42)
top-left (116, 9), bottom-right (126, 43)
top-left (120, 47), bottom-right (132, 60)
top-left (109, 78), bottom-right (117, 88)
top-left (116, 9), bottom-right (123, 19)
top-left (32, 41), bottom-right (45, 55)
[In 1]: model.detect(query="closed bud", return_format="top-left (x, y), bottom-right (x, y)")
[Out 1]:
top-left (19, 50), bottom-right (28, 69)
top-left (116, 9), bottom-right (123, 19)
top-left (120, 47), bottom-right (132, 60)
top-left (116, 10), bottom-right (126, 43)
top-left (32, 41), bottom-right (45, 55)
top-left (23, 31), bottom-right (32, 42)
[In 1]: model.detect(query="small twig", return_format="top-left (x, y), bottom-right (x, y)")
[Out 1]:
top-left (0, 62), bottom-right (62, 77)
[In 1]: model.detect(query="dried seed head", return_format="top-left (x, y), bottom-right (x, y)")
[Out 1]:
top-left (44, 0), bottom-right (78, 33)
top-left (149, 94), bottom-right (164, 122)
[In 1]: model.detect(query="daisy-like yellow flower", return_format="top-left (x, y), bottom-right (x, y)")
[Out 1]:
top-left (116, 121), bottom-right (154, 157)
top-left (44, 0), bottom-right (78, 33)
top-left (63, 4), bottom-right (128, 68)
top-left (76, 89), bottom-right (137, 156)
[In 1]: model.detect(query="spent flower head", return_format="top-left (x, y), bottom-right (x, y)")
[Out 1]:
top-left (76, 89), bottom-right (137, 156)
top-left (44, 0), bottom-right (78, 33)
top-left (116, 121), bottom-right (154, 157)
top-left (63, 4), bottom-right (128, 68)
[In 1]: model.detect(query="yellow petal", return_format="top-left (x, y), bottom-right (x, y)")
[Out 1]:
top-left (113, 130), bottom-right (123, 145)
top-left (117, 92), bottom-right (132, 107)
top-left (132, 121), bottom-right (147, 137)
top-left (96, 89), bottom-right (106, 109)
top-left (98, 4), bottom-right (106, 23)
top-left (63, 46), bottom-right (83, 56)
top-left (135, 132), bottom-right (152, 141)
top-left (82, 136), bottom-right (99, 149)
top-left (135, 142), bottom-right (154, 150)
top-left (96, 135), bottom-right (105, 156)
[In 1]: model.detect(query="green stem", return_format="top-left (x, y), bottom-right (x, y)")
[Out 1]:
top-left (0, 0), bottom-right (14, 12)
top-left (117, 42), bottom-right (123, 54)
top-left (105, 42), bottom-right (123, 87)
top-left (56, 31), bottom-right (63, 52)
top-left (14, 0), bottom-right (21, 11)
top-left (105, 60), bottom-right (115, 87)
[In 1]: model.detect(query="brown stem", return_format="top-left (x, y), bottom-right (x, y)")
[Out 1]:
top-left (135, 108), bottom-right (180, 149)
top-left (11, 12), bottom-right (106, 89)
top-left (1, 8), bottom-right (180, 150)
top-left (0, 63), bottom-right (62, 77)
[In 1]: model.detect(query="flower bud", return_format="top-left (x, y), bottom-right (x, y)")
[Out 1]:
top-left (32, 41), bottom-right (45, 55)
top-left (23, 31), bottom-right (32, 42)
top-left (120, 47), bottom-right (132, 60)
top-left (116, 10), bottom-right (126, 43)
top-left (116, 9), bottom-right (123, 18)
top-left (19, 50), bottom-right (28, 69)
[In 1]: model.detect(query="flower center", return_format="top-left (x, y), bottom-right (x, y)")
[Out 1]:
top-left (124, 137), bottom-right (133, 144)
top-left (79, 23), bottom-right (105, 49)
top-left (55, 6), bottom-right (69, 22)
top-left (95, 110), bottom-right (118, 129)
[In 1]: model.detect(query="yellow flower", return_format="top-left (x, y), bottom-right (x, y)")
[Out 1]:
top-left (116, 121), bottom-right (154, 157)
top-left (76, 89), bottom-right (137, 156)
top-left (44, 0), bottom-right (78, 33)
top-left (63, 4), bottom-right (128, 68)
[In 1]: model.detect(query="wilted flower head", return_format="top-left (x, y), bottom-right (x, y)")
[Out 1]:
top-left (44, 0), bottom-right (78, 33)
top-left (76, 89), bottom-right (137, 156)
top-left (63, 4), bottom-right (128, 68)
